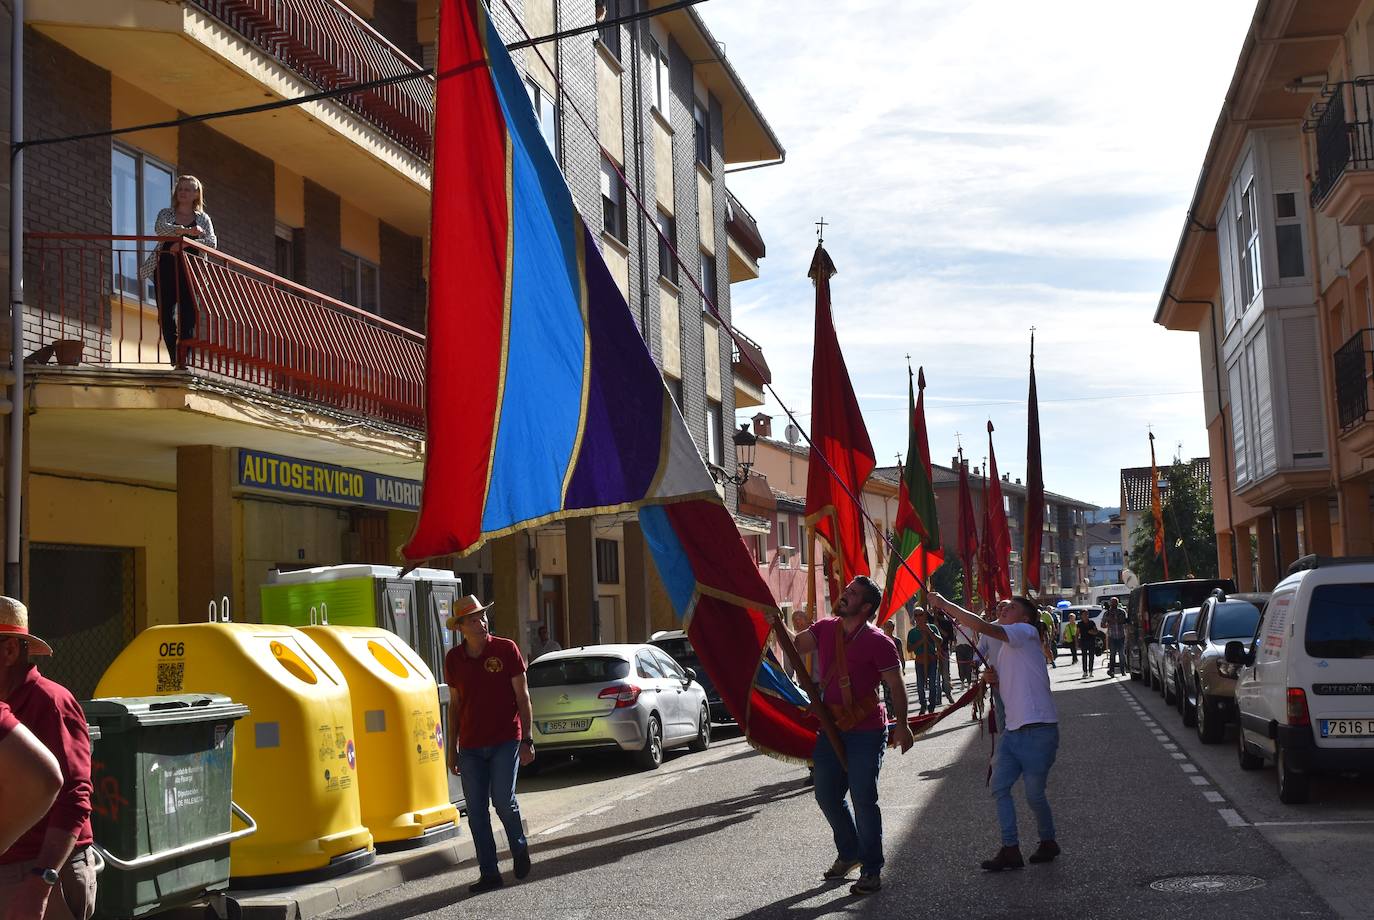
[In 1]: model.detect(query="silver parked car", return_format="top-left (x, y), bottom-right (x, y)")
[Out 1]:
top-left (527, 644), bottom-right (711, 769)
top-left (1177, 591), bottom-right (1267, 743)
top-left (1148, 610), bottom-right (1182, 695)
top-left (1164, 607), bottom-right (1200, 710)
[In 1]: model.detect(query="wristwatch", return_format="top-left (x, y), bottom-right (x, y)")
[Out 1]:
top-left (520, 738), bottom-right (534, 748)
top-left (30, 867), bottom-right (59, 886)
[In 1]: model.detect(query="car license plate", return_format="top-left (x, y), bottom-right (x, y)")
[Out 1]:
top-left (1319, 719), bottom-right (1374, 738)
top-left (542, 719), bottom-right (590, 734)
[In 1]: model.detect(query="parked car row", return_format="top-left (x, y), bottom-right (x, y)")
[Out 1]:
top-left (1138, 558), bottom-right (1374, 805)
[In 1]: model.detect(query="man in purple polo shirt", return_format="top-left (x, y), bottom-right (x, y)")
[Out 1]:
top-left (779, 576), bottom-right (914, 897)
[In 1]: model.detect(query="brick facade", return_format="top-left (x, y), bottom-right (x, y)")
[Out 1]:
top-left (301, 180), bottom-right (342, 300)
top-left (379, 220), bottom-right (424, 331)
top-left (21, 28), bottom-right (111, 357)
top-left (178, 122), bottom-right (275, 272)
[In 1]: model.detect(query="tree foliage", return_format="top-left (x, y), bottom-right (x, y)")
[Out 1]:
top-left (1128, 457), bottom-right (1218, 582)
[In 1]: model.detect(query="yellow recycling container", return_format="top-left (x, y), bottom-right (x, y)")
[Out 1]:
top-left (95, 623), bottom-right (375, 886)
top-left (300, 626), bottom-right (459, 851)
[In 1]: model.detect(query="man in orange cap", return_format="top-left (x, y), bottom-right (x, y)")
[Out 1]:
top-left (0, 597), bottom-right (96, 919)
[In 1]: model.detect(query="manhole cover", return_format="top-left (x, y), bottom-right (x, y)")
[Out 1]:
top-left (1150, 875), bottom-right (1267, 894)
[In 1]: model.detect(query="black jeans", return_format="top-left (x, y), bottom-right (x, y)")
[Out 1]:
top-left (156, 246), bottom-right (197, 364)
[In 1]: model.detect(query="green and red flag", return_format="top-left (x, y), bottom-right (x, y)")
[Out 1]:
top-left (1023, 334), bottom-right (1045, 595)
top-left (804, 243), bottom-right (875, 604)
top-left (877, 367), bottom-right (944, 624)
top-left (956, 452), bottom-right (979, 607)
top-left (981, 420), bottom-right (1012, 606)
top-left (1149, 431), bottom-right (1169, 580)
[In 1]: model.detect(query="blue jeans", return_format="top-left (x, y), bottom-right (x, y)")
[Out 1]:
top-left (813, 729), bottom-right (886, 876)
top-left (991, 723), bottom-right (1058, 847)
top-left (913, 662), bottom-right (940, 711)
top-left (459, 740), bottom-right (527, 879)
top-left (1107, 638), bottom-right (1126, 673)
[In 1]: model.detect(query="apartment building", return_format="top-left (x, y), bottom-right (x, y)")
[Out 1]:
top-left (0, 0), bottom-right (781, 693)
top-left (1154, 0), bottom-right (1374, 590)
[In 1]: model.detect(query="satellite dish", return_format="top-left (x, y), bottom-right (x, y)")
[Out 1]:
top-left (784, 424), bottom-right (800, 445)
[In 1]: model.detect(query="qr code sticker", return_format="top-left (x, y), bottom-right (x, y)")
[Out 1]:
top-left (157, 662), bottom-right (184, 693)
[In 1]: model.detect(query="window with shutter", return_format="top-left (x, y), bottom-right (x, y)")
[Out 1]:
top-left (1229, 360), bottom-right (1249, 484)
top-left (1282, 315), bottom-right (1328, 461)
top-left (1250, 332), bottom-right (1276, 478)
top-left (1216, 193), bottom-right (1238, 327)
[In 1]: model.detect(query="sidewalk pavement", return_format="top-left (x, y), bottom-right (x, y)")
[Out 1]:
top-left (162, 819), bottom-right (526, 920)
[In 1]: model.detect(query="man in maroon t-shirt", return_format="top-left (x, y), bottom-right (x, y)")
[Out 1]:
top-left (0, 597), bottom-right (95, 920)
top-left (776, 577), bottom-right (915, 897)
top-left (444, 595), bottom-right (534, 896)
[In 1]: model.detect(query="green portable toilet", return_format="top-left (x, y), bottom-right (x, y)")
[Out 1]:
top-left (261, 565), bottom-right (419, 651)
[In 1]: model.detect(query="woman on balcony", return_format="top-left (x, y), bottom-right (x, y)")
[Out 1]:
top-left (141, 175), bottom-right (217, 366)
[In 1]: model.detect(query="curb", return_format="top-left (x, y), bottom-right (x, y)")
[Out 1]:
top-left (159, 820), bottom-right (527, 920)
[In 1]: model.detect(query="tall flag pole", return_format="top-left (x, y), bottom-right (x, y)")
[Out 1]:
top-left (983, 421), bottom-right (1012, 603)
top-left (877, 365), bottom-right (945, 624)
top-left (1023, 329), bottom-right (1045, 597)
top-left (1149, 431), bottom-right (1170, 580)
top-left (804, 241), bottom-right (876, 604)
top-left (956, 447), bottom-right (979, 608)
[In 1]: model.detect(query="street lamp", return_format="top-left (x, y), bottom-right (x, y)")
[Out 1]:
top-left (714, 423), bottom-right (757, 486)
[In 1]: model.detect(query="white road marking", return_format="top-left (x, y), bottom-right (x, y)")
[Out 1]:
top-left (1219, 808), bottom-right (1248, 828)
top-left (1170, 752), bottom-right (1187, 760)
top-left (585, 806), bottom-right (614, 816)
top-left (540, 823), bottom-right (573, 836)
top-left (661, 776), bottom-right (681, 785)
top-left (1203, 790), bottom-right (1226, 803)
top-left (1162, 743), bottom-right (1178, 751)
top-left (1249, 819), bottom-right (1374, 827)
top-left (1190, 775), bottom-right (1211, 786)
top-left (624, 790), bottom-right (651, 800)
top-left (1180, 763), bottom-right (1198, 774)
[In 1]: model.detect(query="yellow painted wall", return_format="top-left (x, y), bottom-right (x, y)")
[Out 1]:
top-left (660, 281), bottom-right (681, 378)
top-left (524, 0), bottom-right (557, 96)
top-left (654, 120), bottom-right (674, 213)
top-left (704, 319), bottom-right (721, 401)
top-left (416, 0), bottom-right (437, 45)
top-left (597, 56), bottom-right (623, 163)
top-left (697, 170), bottom-right (714, 254)
top-left (28, 474), bottom-right (178, 629)
top-left (603, 237), bottom-right (630, 303)
top-left (241, 499), bottom-right (350, 622)
top-left (340, 199), bottom-right (381, 263)
top-left (275, 163), bottom-right (306, 228)
top-left (111, 76), bottom-right (177, 165)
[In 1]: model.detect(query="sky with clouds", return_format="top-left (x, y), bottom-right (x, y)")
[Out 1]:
top-left (701, 0), bottom-right (1255, 508)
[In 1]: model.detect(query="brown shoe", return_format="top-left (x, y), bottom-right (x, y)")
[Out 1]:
top-left (980, 846), bottom-right (1024, 872)
top-left (1028, 840), bottom-right (1060, 864)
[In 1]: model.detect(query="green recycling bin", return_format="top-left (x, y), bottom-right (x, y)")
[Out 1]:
top-left (82, 694), bottom-right (253, 919)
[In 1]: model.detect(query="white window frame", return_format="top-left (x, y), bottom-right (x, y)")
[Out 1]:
top-left (651, 38), bottom-right (671, 115)
top-left (524, 77), bottom-right (559, 161)
top-left (111, 144), bottom-right (175, 300)
top-left (340, 250), bottom-right (380, 315)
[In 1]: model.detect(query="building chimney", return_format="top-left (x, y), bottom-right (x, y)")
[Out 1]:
top-left (1015, 477), bottom-right (1021, 485)
top-left (752, 413), bottom-right (772, 438)
top-left (1003, 473), bottom-right (1010, 482)
top-left (952, 456), bottom-right (959, 470)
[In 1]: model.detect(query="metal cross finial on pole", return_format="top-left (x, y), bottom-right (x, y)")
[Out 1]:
top-left (815, 217), bottom-right (828, 244)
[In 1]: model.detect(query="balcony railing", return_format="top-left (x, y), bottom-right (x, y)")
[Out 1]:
top-left (725, 189), bottom-right (766, 262)
top-left (1334, 328), bottom-right (1373, 432)
top-left (1309, 80), bottom-right (1374, 208)
top-left (24, 234), bottom-right (425, 429)
top-left (189, 0), bottom-right (435, 160)
top-left (731, 326), bottom-right (771, 387)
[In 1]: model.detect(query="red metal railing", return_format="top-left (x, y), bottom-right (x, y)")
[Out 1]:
top-left (188, 0), bottom-right (435, 159)
top-left (24, 234), bottom-right (426, 429)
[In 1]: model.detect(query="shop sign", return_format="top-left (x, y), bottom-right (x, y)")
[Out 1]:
top-left (237, 449), bottom-right (421, 511)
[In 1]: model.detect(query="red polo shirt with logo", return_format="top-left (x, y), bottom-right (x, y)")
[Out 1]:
top-left (444, 637), bottom-right (526, 749)
top-left (1, 665), bottom-right (93, 863)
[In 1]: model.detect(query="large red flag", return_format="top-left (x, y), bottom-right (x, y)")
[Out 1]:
top-left (1149, 432), bottom-right (1169, 580)
top-left (982, 421), bottom-right (1012, 604)
top-left (1023, 335), bottom-right (1045, 595)
top-left (957, 453), bottom-right (979, 607)
top-left (805, 243), bottom-right (875, 604)
top-left (877, 368), bottom-right (944, 623)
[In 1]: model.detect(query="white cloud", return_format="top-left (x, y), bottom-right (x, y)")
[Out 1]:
top-left (704, 0), bottom-right (1251, 505)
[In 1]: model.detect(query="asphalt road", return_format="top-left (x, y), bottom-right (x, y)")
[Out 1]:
top-left (330, 660), bottom-right (1358, 919)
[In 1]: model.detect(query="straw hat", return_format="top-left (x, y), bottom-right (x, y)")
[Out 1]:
top-left (446, 594), bottom-right (495, 629)
top-left (0, 597), bottom-right (54, 656)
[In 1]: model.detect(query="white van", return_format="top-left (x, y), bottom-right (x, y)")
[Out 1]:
top-left (1094, 583), bottom-right (1132, 608)
top-left (1227, 555), bottom-right (1374, 803)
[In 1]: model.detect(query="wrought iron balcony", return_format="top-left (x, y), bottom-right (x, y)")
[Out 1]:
top-left (1334, 328), bottom-right (1373, 432)
top-left (24, 234), bottom-right (424, 429)
top-left (725, 189), bottom-right (765, 262)
top-left (1309, 80), bottom-right (1374, 223)
top-left (189, 0), bottom-right (435, 160)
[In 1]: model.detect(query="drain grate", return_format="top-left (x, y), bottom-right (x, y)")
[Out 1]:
top-left (1150, 874), bottom-right (1267, 894)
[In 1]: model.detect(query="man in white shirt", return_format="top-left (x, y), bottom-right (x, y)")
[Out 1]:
top-left (930, 592), bottom-right (1059, 872)
top-left (529, 625), bottom-right (561, 661)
